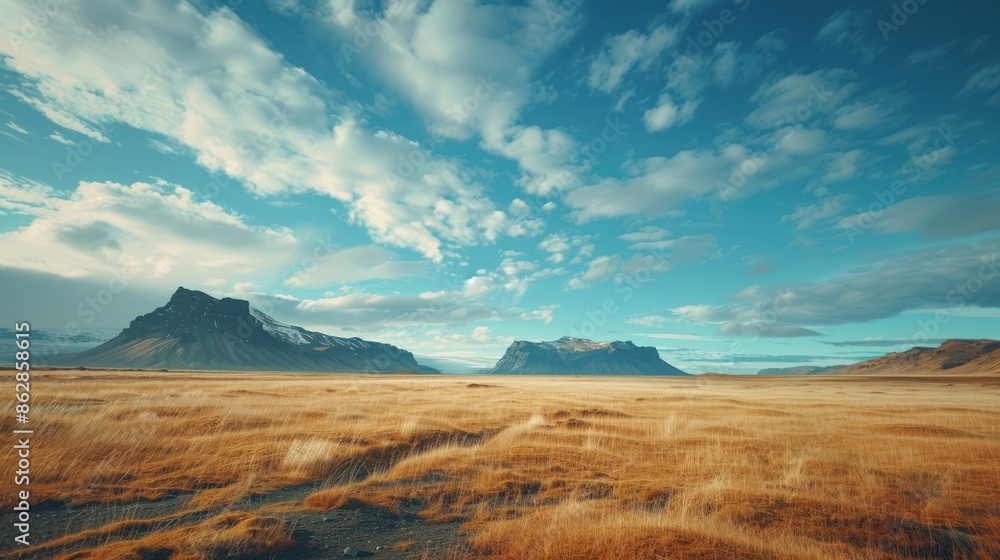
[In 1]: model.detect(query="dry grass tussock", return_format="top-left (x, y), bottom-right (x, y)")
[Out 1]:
top-left (2, 371), bottom-right (999, 559)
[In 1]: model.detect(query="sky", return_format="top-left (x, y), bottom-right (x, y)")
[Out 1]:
top-left (0, 0), bottom-right (998, 374)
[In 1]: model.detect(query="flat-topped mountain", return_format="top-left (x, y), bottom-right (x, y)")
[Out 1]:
top-left (829, 339), bottom-right (1000, 376)
top-left (49, 287), bottom-right (438, 373)
top-left (487, 336), bottom-right (688, 375)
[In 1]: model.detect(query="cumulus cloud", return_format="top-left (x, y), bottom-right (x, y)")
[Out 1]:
top-left (643, 94), bottom-right (698, 132)
top-left (0, 0), bottom-right (542, 262)
top-left (324, 0), bottom-right (586, 195)
top-left (587, 24), bottom-right (679, 94)
top-left (746, 68), bottom-right (858, 130)
top-left (565, 143), bottom-right (793, 221)
top-left (565, 64), bottom-right (888, 222)
top-left (538, 233), bottom-right (594, 264)
top-left (673, 237), bottom-right (1000, 334)
top-left (566, 234), bottom-right (718, 290)
top-left (588, 9), bottom-right (785, 128)
top-left (565, 150), bottom-right (732, 221)
top-left (0, 178), bottom-right (298, 283)
top-left (643, 31), bottom-right (787, 132)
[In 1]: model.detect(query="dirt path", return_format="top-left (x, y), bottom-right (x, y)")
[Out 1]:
top-left (2, 482), bottom-right (470, 559)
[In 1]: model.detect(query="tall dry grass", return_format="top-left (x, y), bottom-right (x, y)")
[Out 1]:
top-left (2, 371), bottom-right (998, 559)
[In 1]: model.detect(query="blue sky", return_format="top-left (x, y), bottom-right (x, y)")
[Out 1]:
top-left (1, 0), bottom-right (998, 373)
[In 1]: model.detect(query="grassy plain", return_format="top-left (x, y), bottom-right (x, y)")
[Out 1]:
top-left (2, 370), bottom-right (999, 559)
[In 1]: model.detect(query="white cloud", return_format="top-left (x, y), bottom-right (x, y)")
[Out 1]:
top-left (581, 254), bottom-right (620, 283)
top-left (643, 93), bottom-right (698, 132)
top-left (624, 233), bottom-right (718, 256)
top-left (672, 237), bottom-right (1000, 333)
top-left (254, 289), bottom-right (557, 330)
top-left (47, 131), bottom-right (75, 145)
top-left (566, 234), bottom-right (718, 289)
top-left (642, 32), bottom-right (787, 134)
top-left (284, 245), bottom-right (429, 287)
top-left (0, 177), bottom-right (298, 283)
top-left (566, 254), bottom-right (621, 290)
top-left (520, 305), bottom-right (557, 325)
top-left (959, 62), bottom-right (1000, 106)
top-left (470, 326), bottom-right (492, 342)
top-left (496, 257), bottom-right (564, 298)
top-left (0, 171), bottom-right (61, 216)
top-left (419, 326), bottom-right (514, 349)
top-left (538, 232), bottom-right (593, 264)
top-left (618, 226), bottom-right (671, 243)
top-left (839, 195), bottom-right (1000, 240)
top-left (815, 9), bottom-right (884, 63)
top-left (903, 40), bottom-right (959, 69)
top-left (6, 122), bottom-right (29, 135)
top-left (0, 0), bottom-right (540, 262)
top-left (780, 194), bottom-right (849, 231)
top-left (746, 68), bottom-right (857, 130)
top-left (568, 74), bottom-right (865, 222)
top-left (813, 149), bottom-right (862, 187)
top-left (324, 0), bottom-right (585, 195)
top-left (626, 314), bottom-right (668, 327)
top-left (587, 24), bottom-right (679, 94)
top-left (565, 148), bottom-right (742, 221)
top-left (266, 0), bottom-right (303, 16)
top-left (291, 291), bottom-right (500, 327)
top-left (633, 332), bottom-right (715, 341)
top-left (830, 89), bottom-right (907, 130)
top-left (711, 32), bottom-right (787, 87)
top-left (668, 0), bottom-right (719, 12)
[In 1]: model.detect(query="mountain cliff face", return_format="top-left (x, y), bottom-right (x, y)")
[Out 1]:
top-left (487, 336), bottom-right (688, 375)
top-left (829, 339), bottom-right (1000, 376)
top-left (49, 287), bottom-right (439, 373)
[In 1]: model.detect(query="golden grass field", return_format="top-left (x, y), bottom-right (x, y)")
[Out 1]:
top-left (2, 370), bottom-right (999, 559)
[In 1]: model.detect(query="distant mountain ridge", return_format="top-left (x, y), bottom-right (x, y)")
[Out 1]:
top-left (49, 287), bottom-right (438, 373)
top-left (756, 365), bottom-right (843, 376)
top-left (828, 339), bottom-right (1000, 376)
top-left (487, 336), bottom-right (688, 375)
top-left (753, 339), bottom-right (1000, 376)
